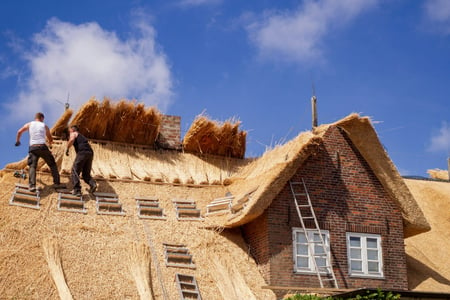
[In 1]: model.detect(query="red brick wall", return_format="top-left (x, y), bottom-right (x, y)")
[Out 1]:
top-left (157, 115), bottom-right (181, 149)
top-left (242, 125), bottom-right (408, 290)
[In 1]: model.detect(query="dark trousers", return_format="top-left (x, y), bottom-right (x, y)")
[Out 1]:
top-left (28, 145), bottom-right (60, 187)
top-left (71, 151), bottom-right (94, 191)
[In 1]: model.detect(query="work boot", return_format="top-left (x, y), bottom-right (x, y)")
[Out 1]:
top-left (29, 185), bottom-right (36, 193)
top-left (72, 189), bottom-right (82, 197)
top-left (52, 183), bottom-right (66, 189)
top-left (89, 180), bottom-right (97, 193)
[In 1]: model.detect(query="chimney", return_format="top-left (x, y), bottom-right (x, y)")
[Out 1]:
top-left (311, 95), bottom-right (318, 129)
top-left (157, 114), bottom-right (182, 150)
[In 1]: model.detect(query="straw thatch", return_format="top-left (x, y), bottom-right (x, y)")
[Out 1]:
top-left (427, 168), bottom-right (449, 181)
top-left (67, 98), bottom-right (161, 146)
top-left (50, 109), bottom-right (73, 138)
top-left (0, 172), bottom-right (275, 299)
top-left (404, 179), bottom-right (450, 292)
top-left (183, 115), bottom-right (246, 158)
top-left (42, 237), bottom-right (74, 300)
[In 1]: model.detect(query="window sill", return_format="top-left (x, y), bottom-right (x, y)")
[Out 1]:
top-left (349, 274), bottom-right (384, 279)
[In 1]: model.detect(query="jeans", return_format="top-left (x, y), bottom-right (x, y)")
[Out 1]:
top-left (71, 151), bottom-right (94, 191)
top-left (28, 145), bottom-right (60, 187)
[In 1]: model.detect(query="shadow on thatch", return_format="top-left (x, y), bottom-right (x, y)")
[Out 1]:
top-left (406, 254), bottom-right (450, 289)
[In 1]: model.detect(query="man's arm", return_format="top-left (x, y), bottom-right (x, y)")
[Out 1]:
top-left (45, 125), bottom-right (53, 146)
top-left (65, 132), bottom-right (77, 155)
top-left (15, 123), bottom-right (30, 146)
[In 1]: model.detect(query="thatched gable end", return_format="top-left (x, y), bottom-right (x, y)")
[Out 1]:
top-left (336, 114), bottom-right (431, 237)
top-left (215, 113), bottom-right (430, 238)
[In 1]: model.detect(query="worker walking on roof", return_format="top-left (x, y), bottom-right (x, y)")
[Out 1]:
top-left (66, 125), bottom-right (97, 196)
top-left (15, 112), bottom-right (65, 192)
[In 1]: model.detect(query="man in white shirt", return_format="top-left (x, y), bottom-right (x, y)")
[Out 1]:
top-left (15, 112), bottom-right (65, 192)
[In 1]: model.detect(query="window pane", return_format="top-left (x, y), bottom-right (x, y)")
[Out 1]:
top-left (367, 249), bottom-right (378, 260)
top-left (316, 257), bottom-right (326, 267)
top-left (349, 236), bottom-right (361, 247)
top-left (350, 248), bottom-right (361, 259)
top-left (350, 260), bottom-right (362, 271)
top-left (368, 261), bottom-right (379, 272)
top-left (315, 245), bottom-right (325, 254)
top-left (367, 238), bottom-right (378, 248)
top-left (297, 257), bottom-right (309, 268)
top-left (296, 232), bottom-right (307, 243)
top-left (297, 245), bottom-right (308, 255)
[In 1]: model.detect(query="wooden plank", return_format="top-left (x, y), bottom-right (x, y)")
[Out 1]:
top-left (135, 196), bottom-right (158, 201)
top-left (93, 192), bottom-right (118, 198)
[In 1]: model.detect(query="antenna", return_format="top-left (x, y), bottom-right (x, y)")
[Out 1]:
top-left (55, 92), bottom-right (70, 110)
top-left (311, 82), bottom-right (318, 129)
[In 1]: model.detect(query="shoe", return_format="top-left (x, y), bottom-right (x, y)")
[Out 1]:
top-left (89, 181), bottom-right (97, 193)
top-left (29, 185), bottom-right (36, 193)
top-left (52, 183), bottom-right (66, 189)
top-left (71, 189), bottom-right (82, 197)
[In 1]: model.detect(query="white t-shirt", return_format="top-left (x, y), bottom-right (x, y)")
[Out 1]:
top-left (29, 121), bottom-right (46, 145)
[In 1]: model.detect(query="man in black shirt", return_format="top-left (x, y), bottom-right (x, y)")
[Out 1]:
top-left (66, 125), bottom-right (97, 196)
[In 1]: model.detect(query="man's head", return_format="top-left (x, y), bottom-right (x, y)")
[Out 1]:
top-left (69, 125), bottom-right (79, 132)
top-left (35, 112), bottom-right (45, 121)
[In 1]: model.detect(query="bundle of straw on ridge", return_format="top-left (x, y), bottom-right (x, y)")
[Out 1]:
top-left (183, 115), bottom-right (246, 158)
top-left (70, 99), bottom-right (100, 138)
top-left (42, 237), bottom-right (73, 300)
top-left (50, 109), bottom-right (73, 138)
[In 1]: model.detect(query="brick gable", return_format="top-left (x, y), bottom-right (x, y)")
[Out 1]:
top-left (242, 125), bottom-right (408, 290)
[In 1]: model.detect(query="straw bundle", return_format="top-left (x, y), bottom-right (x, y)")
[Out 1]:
top-left (67, 98), bottom-right (161, 145)
top-left (211, 258), bottom-right (257, 300)
top-left (128, 242), bottom-right (153, 300)
top-left (50, 109), bottom-right (73, 138)
top-left (183, 115), bottom-right (246, 158)
top-left (42, 237), bottom-right (73, 300)
top-left (427, 168), bottom-right (449, 180)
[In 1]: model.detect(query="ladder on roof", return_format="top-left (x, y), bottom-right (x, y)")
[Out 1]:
top-left (175, 273), bottom-right (202, 300)
top-left (289, 179), bottom-right (339, 289)
top-left (9, 183), bottom-right (41, 209)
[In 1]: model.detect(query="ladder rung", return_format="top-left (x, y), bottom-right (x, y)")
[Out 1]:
top-left (297, 204), bottom-right (311, 208)
top-left (302, 216), bottom-right (314, 219)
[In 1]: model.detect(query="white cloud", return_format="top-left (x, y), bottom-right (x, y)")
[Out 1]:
top-left (428, 121), bottom-right (450, 152)
top-left (423, 0), bottom-right (450, 34)
top-left (5, 17), bottom-right (173, 123)
top-left (246, 0), bottom-right (378, 64)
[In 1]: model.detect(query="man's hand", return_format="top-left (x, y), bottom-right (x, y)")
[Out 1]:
top-left (15, 141), bottom-right (21, 147)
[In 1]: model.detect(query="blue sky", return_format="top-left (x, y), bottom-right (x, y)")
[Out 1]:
top-left (0, 0), bottom-right (449, 177)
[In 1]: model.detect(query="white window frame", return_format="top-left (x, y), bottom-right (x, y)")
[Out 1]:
top-left (292, 228), bottom-right (331, 274)
top-left (346, 233), bottom-right (383, 278)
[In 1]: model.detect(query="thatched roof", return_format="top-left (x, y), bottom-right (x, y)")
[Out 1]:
top-left (1, 105), bottom-right (438, 298)
top-left (404, 178), bottom-right (450, 292)
top-left (0, 172), bottom-right (273, 299)
top-left (216, 114), bottom-right (430, 238)
top-left (427, 168), bottom-right (449, 181)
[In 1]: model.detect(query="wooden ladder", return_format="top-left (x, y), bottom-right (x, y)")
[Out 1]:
top-left (172, 199), bottom-right (202, 221)
top-left (94, 192), bottom-right (125, 216)
top-left (175, 274), bottom-right (201, 300)
top-left (135, 196), bottom-right (166, 219)
top-left (9, 183), bottom-right (40, 210)
top-left (57, 190), bottom-right (86, 214)
top-left (164, 244), bottom-right (195, 269)
top-left (289, 179), bottom-right (339, 288)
